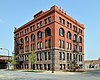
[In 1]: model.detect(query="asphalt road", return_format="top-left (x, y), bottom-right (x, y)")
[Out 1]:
top-left (0, 70), bottom-right (100, 80)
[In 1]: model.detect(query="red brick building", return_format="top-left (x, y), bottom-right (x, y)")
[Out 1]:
top-left (14, 5), bottom-right (84, 71)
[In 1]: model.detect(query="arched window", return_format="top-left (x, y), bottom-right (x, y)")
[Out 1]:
top-left (59, 28), bottom-right (64, 37)
top-left (78, 36), bottom-right (82, 43)
top-left (37, 31), bottom-right (42, 39)
top-left (25, 36), bottom-right (29, 43)
top-left (67, 31), bottom-right (71, 39)
top-left (45, 28), bottom-right (51, 37)
top-left (20, 38), bottom-right (24, 44)
top-left (73, 34), bottom-right (77, 41)
top-left (31, 34), bottom-right (35, 41)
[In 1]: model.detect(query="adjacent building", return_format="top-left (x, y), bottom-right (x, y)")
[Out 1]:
top-left (14, 5), bottom-right (84, 71)
top-left (0, 55), bottom-right (11, 69)
top-left (85, 58), bottom-right (100, 70)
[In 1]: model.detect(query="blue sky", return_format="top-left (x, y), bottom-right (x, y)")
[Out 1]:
top-left (0, 0), bottom-right (100, 60)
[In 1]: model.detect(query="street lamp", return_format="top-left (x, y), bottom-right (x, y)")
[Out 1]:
top-left (0, 48), bottom-right (10, 70)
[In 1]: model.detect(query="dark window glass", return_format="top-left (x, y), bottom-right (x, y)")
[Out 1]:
top-left (59, 52), bottom-right (62, 60)
top-left (48, 52), bottom-right (51, 60)
top-left (40, 53), bottom-right (42, 61)
top-left (44, 52), bottom-right (47, 60)
top-left (59, 28), bottom-right (64, 37)
top-left (44, 19), bottom-right (47, 24)
top-left (31, 34), bottom-right (35, 41)
top-left (45, 28), bottom-right (51, 37)
top-left (67, 31), bottom-right (71, 39)
top-left (48, 17), bottom-right (51, 23)
top-left (73, 34), bottom-right (77, 42)
top-left (40, 21), bottom-right (42, 27)
top-left (37, 31), bottom-right (42, 39)
top-left (25, 36), bottom-right (29, 43)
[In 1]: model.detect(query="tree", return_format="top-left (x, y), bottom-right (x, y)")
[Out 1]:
top-left (29, 50), bottom-right (36, 70)
top-left (9, 53), bottom-right (18, 70)
top-left (69, 60), bottom-right (79, 72)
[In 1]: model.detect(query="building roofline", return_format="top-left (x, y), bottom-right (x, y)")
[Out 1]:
top-left (14, 5), bottom-right (84, 33)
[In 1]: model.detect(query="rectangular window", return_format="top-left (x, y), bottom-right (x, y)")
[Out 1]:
top-left (66, 42), bottom-right (69, 50)
top-left (37, 23), bottom-right (39, 28)
top-left (40, 21), bottom-right (42, 27)
top-left (62, 41), bottom-right (64, 49)
top-left (76, 54), bottom-right (77, 61)
top-left (37, 53), bottom-right (39, 61)
top-left (44, 52), bottom-right (47, 60)
top-left (44, 64), bottom-right (47, 70)
top-left (60, 64), bottom-right (62, 70)
top-left (67, 53), bottom-right (69, 61)
top-left (70, 23), bottom-right (72, 28)
top-left (59, 40), bottom-right (61, 48)
top-left (79, 55), bottom-right (80, 61)
top-left (73, 54), bottom-right (75, 60)
top-left (69, 43), bottom-right (72, 50)
top-left (48, 52), bottom-right (51, 60)
top-left (62, 52), bottom-right (65, 60)
top-left (48, 17), bottom-right (51, 23)
top-left (67, 21), bottom-right (69, 27)
top-left (44, 19), bottom-right (47, 24)
top-left (40, 42), bottom-right (42, 49)
top-left (70, 54), bottom-right (72, 61)
top-left (30, 26), bottom-right (32, 31)
top-left (36, 64), bottom-right (38, 69)
top-left (31, 44), bottom-right (35, 51)
top-left (62, 19), bottom-right (65, 25)
top-left (59, 52), bottom-right (62, 60)
top-left (40, 53), bottom-right (42, 61)
top-left (45, 40), bottom-right (51, 48)
top-left (37, 42), bottom-right (42, 50)
top-left (59, 17), bottom-right (62, 23)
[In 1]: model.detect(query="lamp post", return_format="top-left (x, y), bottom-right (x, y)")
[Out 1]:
top-left (0, 48), bottom-right (10, 70)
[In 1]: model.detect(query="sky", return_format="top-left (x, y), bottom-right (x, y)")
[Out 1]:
top-left (0, 0), bottom-right (100, 60)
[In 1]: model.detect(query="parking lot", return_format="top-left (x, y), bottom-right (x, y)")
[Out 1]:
top-left (0, 69), bottom-right (100, 80)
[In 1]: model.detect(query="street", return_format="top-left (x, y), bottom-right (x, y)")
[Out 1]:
top-left (0, 70), bottom-right (100, 80)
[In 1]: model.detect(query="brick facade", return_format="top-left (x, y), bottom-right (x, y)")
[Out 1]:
top-left (14, 5), bottom-right (84, 71)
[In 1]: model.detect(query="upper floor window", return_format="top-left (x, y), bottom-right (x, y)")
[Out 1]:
top-left (59, 40), bottom-right (64, 49)
top-left (31, 34), bottom-right (35, 41)
top-left (44, 19), bottom-right (47, 24)
top-left (37, 42), bottom-right (42, 49)
top-left (25, 36), bottom-right (29, 43)
top-left (69, 23), bottom-right (72, 28)
top-left (62, 19), bottom-right (65, 25)
top-left (45, 40), bottom-right (51, 48)
top-left (59, 17), bottom-right (62, 23)
top-left (48, 17), bottom-right (51, 23)
top-left (48, 52), bottom-right (51, 60)
top-left (20, 38), bottom-right (24, 44)
top-left (59, 28), bottom-right (64, 37)
top-left (37, 23), bottom-right (39, 28)
top-left (78, 36), bottom-right (82, 43)
top-left (37, 31), bottom-right (42, 39)
top-left (40, 21), bottom-right (42, 27)
top-left (45, 28), bottom-right (51, 37)
top-left (59, 17), bottom-right (65, 25)
top-left (67, 31), bottom-right (71, 39)
top-left (40, 53), bottom-right (42, 61)
top-left (73, 34), bottom-right (77, 42)
top-left (67, 21), bottom-right (69, 27)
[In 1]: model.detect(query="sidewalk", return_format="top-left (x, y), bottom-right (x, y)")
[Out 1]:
top-left (40, 71), bottom-right (82, 75)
